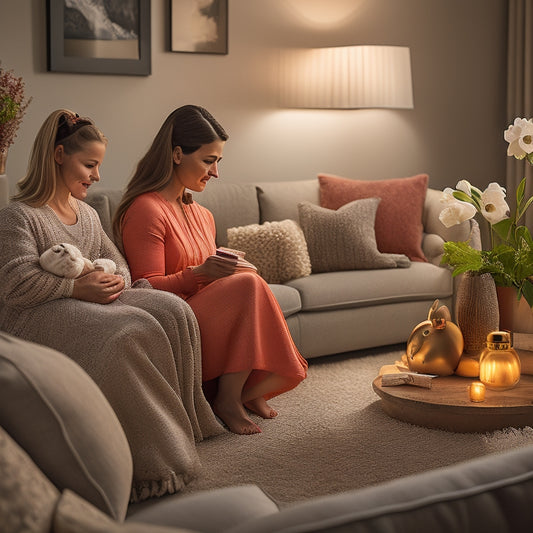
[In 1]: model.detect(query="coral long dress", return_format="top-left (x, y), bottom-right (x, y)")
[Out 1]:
top-left (121, 192), bottom-right (307, 400)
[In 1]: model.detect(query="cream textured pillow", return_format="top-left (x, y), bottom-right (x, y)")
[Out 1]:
top-left (298, 199), bottom-right (410, 273)
top-left (227, 219), bottom-right (312, 283)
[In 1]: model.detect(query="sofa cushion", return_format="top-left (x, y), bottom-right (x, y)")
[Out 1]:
top-left (0, 425), bottom-right (59, 533)
top-left (86, 188), bottom-right (125, 244)
top-left (54, 490), bottom-right (189, 533)
top-left (0, 332), bottom-right (133, 522)
top-left (194, 181), bottom-right (260, 247)
top-left (128, 485), bottom-right (279, 533)
top-left (267, 283), bottom-right (302, 318)
top-left (286, 263), bottom-right (452, 312)
top-left (227, 219), bottom-right (311, 283)
top-left (256, 179), bottom-right (319, 222)
top-left (298, 199), bottom-right (410, 273)
top-left (318, 173), bottom-right (428, 262)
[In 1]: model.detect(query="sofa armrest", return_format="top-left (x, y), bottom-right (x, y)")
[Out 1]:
top-left (230, 444), bottom-right (533, 533)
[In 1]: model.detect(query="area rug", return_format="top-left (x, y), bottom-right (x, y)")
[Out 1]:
top-left (182, 344), bottom-right (533, 507)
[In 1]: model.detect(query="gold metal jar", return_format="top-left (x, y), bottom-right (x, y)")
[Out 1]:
top-left (479, 331), bottom-right (521, 390)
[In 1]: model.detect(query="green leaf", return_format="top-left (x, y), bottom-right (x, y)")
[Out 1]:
top-left (452, 190), bottom-right (475, 204)
top-left (520, 279), bottom-right (533, 308)
top-left (492, 218), bottom-right (513, 242)
top-left (516, 177), bottom-right (526, 206)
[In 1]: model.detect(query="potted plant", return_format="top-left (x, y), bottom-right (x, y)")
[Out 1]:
top-left (0, 63), bottom-right (32, 174)
top-left (440, 117), bottom-right (533, 334)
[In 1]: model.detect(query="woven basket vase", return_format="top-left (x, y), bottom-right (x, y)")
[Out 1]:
top-left (456, 271), bottom-right (500, 357)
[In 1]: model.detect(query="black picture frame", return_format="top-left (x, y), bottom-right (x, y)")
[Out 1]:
top-left (47, 0), bottom-right (151, 76)
top-left (170, 0), bottom-right (228, 55)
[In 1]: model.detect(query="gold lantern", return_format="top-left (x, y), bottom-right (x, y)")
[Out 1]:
top-left (479, 331), bottom-right (521, 390)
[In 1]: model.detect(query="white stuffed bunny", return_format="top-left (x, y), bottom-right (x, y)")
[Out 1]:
top-left (39, 243), bottom-right (116, 279)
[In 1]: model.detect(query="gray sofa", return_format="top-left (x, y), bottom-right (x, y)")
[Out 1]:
top-left (86, 179), bottom-right (472, 358)
top-left (2, 331), bottom-right (533, 533)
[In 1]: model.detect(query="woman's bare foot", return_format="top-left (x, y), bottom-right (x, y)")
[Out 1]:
top-left (213, 397), bottom-right (262, 435)
top-left (245, 397), bottom-right (278, 419)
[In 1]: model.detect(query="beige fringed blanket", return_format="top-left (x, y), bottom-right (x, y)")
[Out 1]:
top-left (0, 201), bottom-right (224, 501)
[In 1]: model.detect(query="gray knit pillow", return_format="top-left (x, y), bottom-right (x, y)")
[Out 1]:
top-left (227, 219), bottom-right (311, 283)
top-left (298, 198), bottom-right (410, 273)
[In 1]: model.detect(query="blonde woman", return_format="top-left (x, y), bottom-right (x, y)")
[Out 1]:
top-left (0, 109), bottom-right (223, 501)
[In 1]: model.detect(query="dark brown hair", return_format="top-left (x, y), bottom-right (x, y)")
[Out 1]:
top-left (112, 105), bottom-right (228, 242)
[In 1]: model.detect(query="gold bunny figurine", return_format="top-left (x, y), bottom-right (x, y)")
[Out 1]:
top-left (406, 299), bottom-right (464, 376)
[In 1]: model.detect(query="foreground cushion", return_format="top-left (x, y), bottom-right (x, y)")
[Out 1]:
top-left (54, 490), bottom-right (188, 533)
top-left (318, 173), bottom-right (428, 262)
top-left (0, 425), bottom-right (59, 533)
top-left (0, 332), bottom-right (133, 521)
top-left (298, 199), bottom-right (410, 273)
top-left (227, 219), bottom-right (312, 283)
top-left (128, 485), bottom-right (279, 533)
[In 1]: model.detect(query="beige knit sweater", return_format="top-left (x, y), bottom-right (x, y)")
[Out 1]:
top-left (0, 200), bottom-right (224, 501)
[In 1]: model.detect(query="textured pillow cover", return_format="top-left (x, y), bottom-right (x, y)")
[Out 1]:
top-left (318, 173), bottom-right (429, 262)
top-left (227, 219), bottom-right (312, 283)
top-left (298, 198), bottom-right (410, 273)
top-left (0, 332), bottom-right (133, 521)
top-left (0, 425), bottom-right (60, 533)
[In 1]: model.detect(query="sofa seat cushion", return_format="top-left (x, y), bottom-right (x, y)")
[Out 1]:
top-left (285, 263), bottom-right (452, 312)
top-left (128, 485), bottom-right (279, 533)
top-left (0, 332), bottom-right (133, 522)
top-left (267, 283), bottom-right (302, 318)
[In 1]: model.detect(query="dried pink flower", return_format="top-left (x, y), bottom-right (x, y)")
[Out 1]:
top-left (0, 63), bottom-right (32, 154)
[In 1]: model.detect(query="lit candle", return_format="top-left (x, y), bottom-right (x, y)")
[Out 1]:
top-left (469, 381), bottom-right (486, 402)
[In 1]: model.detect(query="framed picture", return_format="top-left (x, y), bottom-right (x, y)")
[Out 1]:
top-left (170, 0), bottom-right (228, 54)
top-left (47, 0), bottom-right (151, 76)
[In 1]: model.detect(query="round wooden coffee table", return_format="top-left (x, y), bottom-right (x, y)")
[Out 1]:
top-left (372, 374), bottom-right (533, 432)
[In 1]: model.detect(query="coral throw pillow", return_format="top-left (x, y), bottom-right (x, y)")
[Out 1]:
top-left (318, 173), bottom-right (429, 262)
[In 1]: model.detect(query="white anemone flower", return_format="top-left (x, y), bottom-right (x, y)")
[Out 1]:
top-left (455, 179), bottom-right (472, 195)
top-left (480, 182), bottom-right (510, 224)
top-left (440, 188), bottom-right (457, 204)
top-left (438, 200), bottom-right (477, 228)
top-left (504, 117), bottom-right (533, 159)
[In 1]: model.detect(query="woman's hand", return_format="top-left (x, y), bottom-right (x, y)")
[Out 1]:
top-left (191, 255), bottom-right (236, 284)
top-left (72, 271), bottom-right (125, 304)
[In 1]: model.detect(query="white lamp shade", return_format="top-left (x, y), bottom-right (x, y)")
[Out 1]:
top-left (280, 45), bottom-right (414, 109)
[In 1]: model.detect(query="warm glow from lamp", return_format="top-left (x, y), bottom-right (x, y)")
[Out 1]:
top-left (280, 45), bottom-right (414, 109)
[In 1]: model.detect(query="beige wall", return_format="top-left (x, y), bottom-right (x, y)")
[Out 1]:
top-left (0, 0), bottom-right (508, 197)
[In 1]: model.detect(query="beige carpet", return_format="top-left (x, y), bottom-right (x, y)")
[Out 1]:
top-left (182, 345), bottom-right (533, 507)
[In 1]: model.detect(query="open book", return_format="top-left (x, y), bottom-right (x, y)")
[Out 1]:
top-left (210, 247), bottom-right (257, 271)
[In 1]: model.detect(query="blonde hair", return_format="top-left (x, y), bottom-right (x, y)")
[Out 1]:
top-left (13, 109), bottom-right (107, 207)
top-left (112, 105), bottom-right (228, 243)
